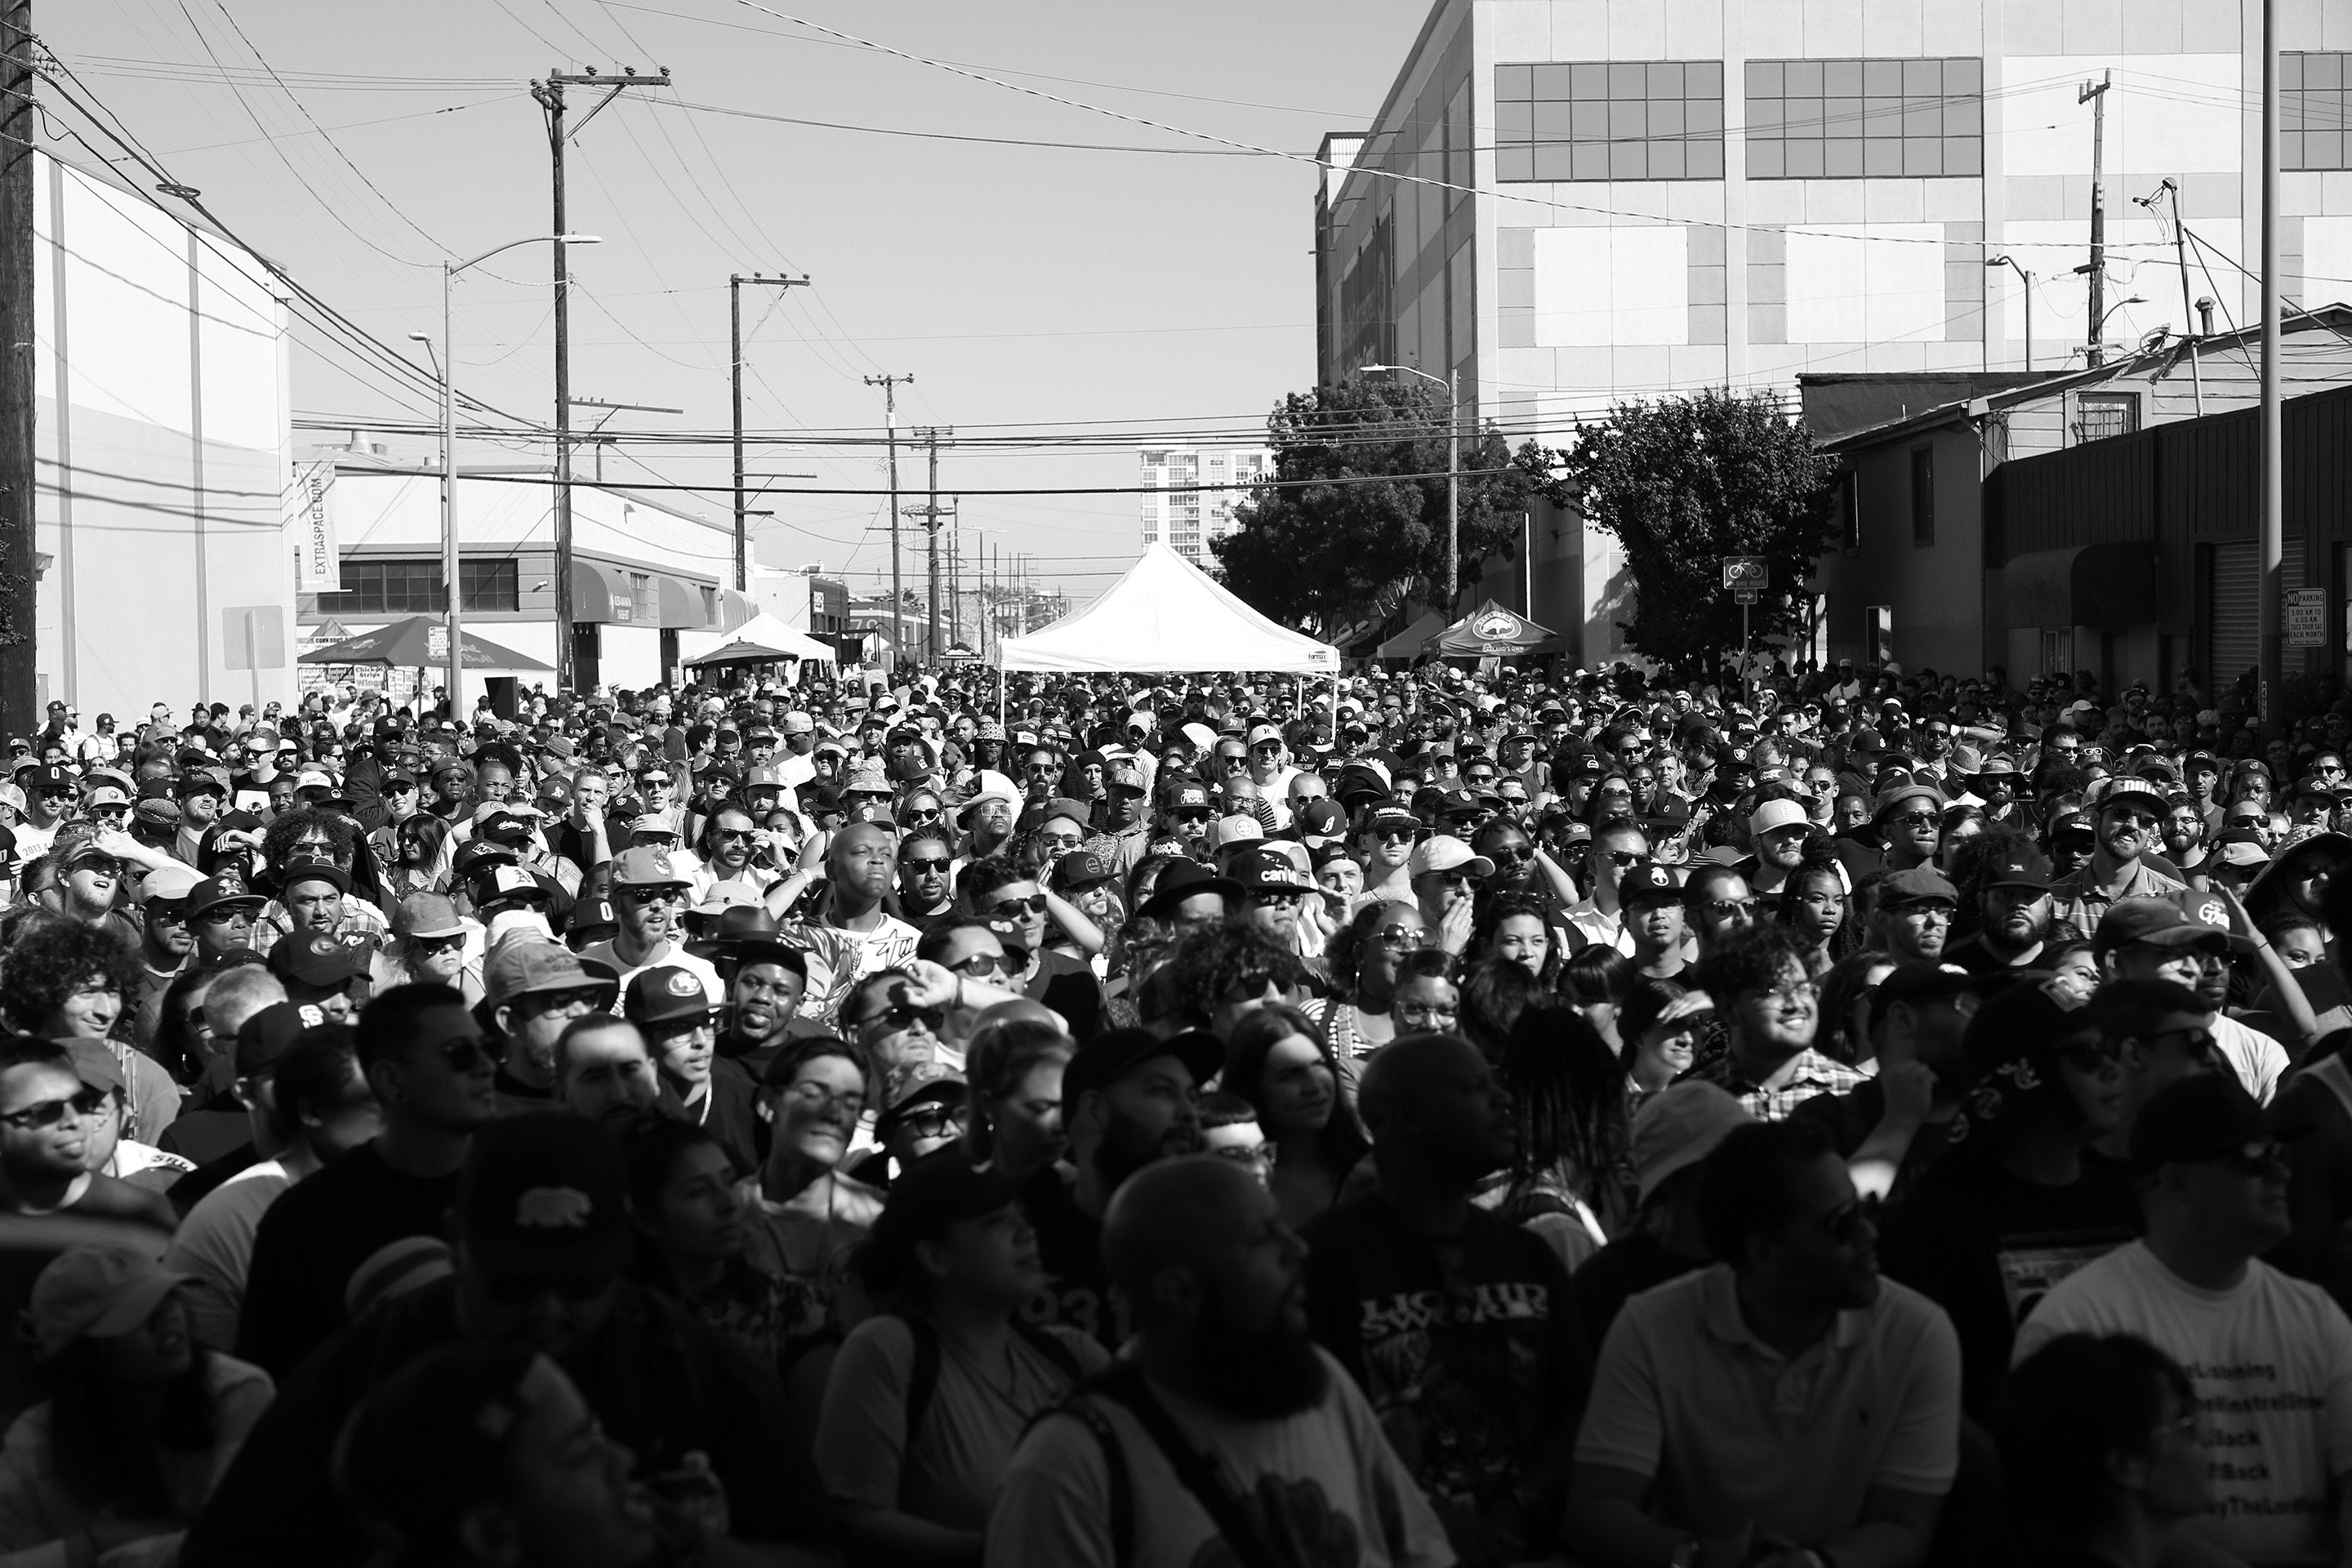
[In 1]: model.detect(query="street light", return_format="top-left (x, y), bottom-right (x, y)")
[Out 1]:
top-left (1985, 256), bottom-right (2034, 371)
top-left (1361, 363), bottom-right (1459, 608)
top-left (427, 234), bottom-right (599, 720)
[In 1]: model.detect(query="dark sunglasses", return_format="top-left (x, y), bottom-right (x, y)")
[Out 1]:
top-left (991, 894), bottom-right (1048, 918)
top-left (866, 1002), bottom-right (945, 1034)
top-left (889, 1102), bottom-right (970, 1139)
top-left (0, 1087), bottom-right (105, 1130)
top-left (902, 856), bottom-right (951, 874)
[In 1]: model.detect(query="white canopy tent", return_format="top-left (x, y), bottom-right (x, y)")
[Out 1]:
top-left (679, 611), bottom-right (836, 667)
top-left (999, 543), bottom-right (1338, 674)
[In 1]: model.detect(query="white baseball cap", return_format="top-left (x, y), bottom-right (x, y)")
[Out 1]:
top-left (1749, 798), bottom-right (1810, 836)
top-left (1407, 835), bottom-right (1494, 880)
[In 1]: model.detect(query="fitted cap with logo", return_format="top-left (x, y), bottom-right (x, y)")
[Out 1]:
top-left (2093, 896), bottom-right (2234, 956)
top-left (1232, 847), bottom-right (1317, 896)
top-left (454, 1114), bottom-right (631, 1283)
top-left (1981, 841), bottom-right (2052, 890)
top-left (876, 1061), bottom-right (966, 1131)
top-left (608, 846), bottom-right (693, 889)
top-left (1055, 847), bottom-right (1117, 891)
top-left (1616, 862), bottom-right (1682, 908)
top-left (1294, 798), bottom-right (1348, 845)
top-left (1246, 724), bottom-right (1283, 748)
top-left (268, 931), bottom-right (373, 990)
top-left (473, 864), bottom-right (550, 906)
top-left (2096, 775), bottom-right (2172, 816)
top-left (1748, 798), bottom-right (1809, 836)
top-left (2170, 887), bottom-right (2256, 952)
top-left (1869, 962), bottom-right (2007, 1026)
top-left (1406, 835), bottom-right (1494, 881)
top-left (621, 966), bottom-right (718, 1028)
top-left (235, 1001), bottom-right (336, 1076)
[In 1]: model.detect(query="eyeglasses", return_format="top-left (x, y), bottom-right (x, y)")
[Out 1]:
top-left (1699, 898), bottom-right (1757, 919)
top-left (1211, 1142), bottom-right (1276, 1171)
top-left (1395, 1002), bottom-right (1459, 1026)
top-left (1754, 979), bottom-right (1819, 1006)
top-left (991, 893), bottom-right (1048, 918)
top-left (945, 950), bottom-right (1009, 978)
top-left (864, 1002), bottom-right (944, 1036)
top-left (890, 1103), bottom-right (970, 1141)
top-left (0, 1087), bottom-right (105, 1131)
top-left (902, 856), bottom-right (951, 874)
top-left (1376, 926), bottom-right (1432, 950)
top-left (522, 987), bottom-right (608, 1018)
top-left (1246, 890), bottom-right (1300, 908)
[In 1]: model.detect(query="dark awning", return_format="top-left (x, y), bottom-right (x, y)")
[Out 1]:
top-left (2006, 542), bottom-right (2158, 628)
top-left (654, 575), bottom-right (709, 630)
top-left (573, 560), bottom-right (633, 625)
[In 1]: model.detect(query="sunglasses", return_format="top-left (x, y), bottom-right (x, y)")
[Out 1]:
top-left (889, 1102), bottom-right (970, 1140)
top-left (945, 950), bottom-right (1009, 978)
top-left (1377, 926), bottom-right (1432, 950)
top-left (0, 1087), bottom-right (105, 1131)
top-left (715, 827), bottom-right (757, 843)
top-left (902, 856), bottom-right (951, 874)
top-left (866, 1002), bottom-right (945, 1035)
top-left (412, 933), bottom-right (466, 956)
top-left (991, 894), bottom-right (1048, 918)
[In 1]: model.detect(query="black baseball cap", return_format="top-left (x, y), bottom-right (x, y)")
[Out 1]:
top-left (1062, 1027), bottom-right (1223, 1103)
top-left (2128, 1071), bottom-right (2271, 1175)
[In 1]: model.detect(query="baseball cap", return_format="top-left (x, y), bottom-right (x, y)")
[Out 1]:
top-left (1748, 799), bottom-right (1808, 836)
top-left (1294, 798), bottom-right (1348, 845)
top-left (2096, 776), bottom-right (2172, 816)
top-left (1063, 1027), bottom-right (1223, 1103)
top-left (1872, 783), bottom-right (1944, 822)
top-left (1958, 971), bottom-right (2103, 1086)
top-left (1406, 835), bottom-right (1494, 880)
top-left (875, 1061), bottom-right (966, 1135)
top-left (139, 862), bottom-right (203, 905)
top-left (1980, 841), bottom-right (2052, 890)
top-left (1629, 1083), bottom-right (1751, 1205)
top-left (621, 966), bottom-right (718, 1028)
top-left (608, 846), bottom-right (693, 889)
top-left (235, 1000), bottom-right (336, 1076)
top-left (2128, 1071), bottom-right (2273, 1175)
top-left (1232, 847), bottom-right (1316, 896)
top-left (1616, 862), bottom-right (1682, 908)
top-left (1107, 758), bottom-right (1147, 793)
top-left (472, 865), bottom-right (550, 907)
top-left (1039, 797), bottom-right (1093, 830)
top-left (485, 941), bottom-right (620, 1009)
top-left (269, 931), bottom-right (373, 991)
top-left (2093, 897), bottom-right (2234, 956)
top-left (1878, 866), bottom-right (1959, 907)
top-left (185, 877), bottom-right (265, 923)
top-left (2170, 887), bottom-right (2256, 952)
top-left (278, 859), bottom-right (352, 896)
top-left (868, 1145), bottom-right (1021, 1251)
top-left (26, 1248), bottom-right (195, 1361)
top-left (454, 1114), bottom-right (631, 1284)
top-left (1055, 847), bottom-right (1117, 891)
top-left (1360, 804), bottom-right (1419, 836)
top-left (1246, 724), bottom-right (1283, 747)
top-left (1869, 962), bottom-right (2002, 1026)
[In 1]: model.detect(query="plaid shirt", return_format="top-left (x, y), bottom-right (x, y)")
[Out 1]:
top-left (1681, 1045), bottom-right (1868, 1123)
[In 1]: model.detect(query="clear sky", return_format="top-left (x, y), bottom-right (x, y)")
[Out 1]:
top-left (47, 0), bottom-right (1436, 603)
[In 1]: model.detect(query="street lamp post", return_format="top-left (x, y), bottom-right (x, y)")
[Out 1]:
top-left (1361, 363), bottom-right (1459, 608)
top-left (1985, 256), bottom-right (2034, 371)
top-left (421, 234), bottom-right (597, 722)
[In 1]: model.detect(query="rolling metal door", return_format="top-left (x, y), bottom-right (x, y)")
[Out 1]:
top-left (2205, 540), bottom-right (2302, 693)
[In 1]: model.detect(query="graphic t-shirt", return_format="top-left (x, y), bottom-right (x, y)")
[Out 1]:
top-left (2016, 1241), bottom-right (2352, 1566)
top-left (1019, 1166), bottom-right (1128, 1356)
top-left (982, 1350), bottom-right (1456, 1568)
top-left (1301, 1196), bottom-right (1586, 1522)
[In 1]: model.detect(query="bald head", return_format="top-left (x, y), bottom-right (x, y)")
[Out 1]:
top-left (1102, 1154), bottom-right (1269, 1304)
top-left (831, 822), bottom-right (893, 864)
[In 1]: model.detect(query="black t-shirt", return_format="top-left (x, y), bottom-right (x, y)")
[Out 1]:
top-left (1018, 1165), bottom-right (1125, 1355)
top-left (234, 1141), bottom-right (461, 1380)
top-left (1025, 949), bottom-right (1107, 1042)
top-left (1571, 1232), bottom-right (1704, 1352)
top-left (1939, 933), bottom-right (2047, 975)
top-left (1878, 1155), bottom-right (2140, 1419)
top-left (1787, 1079), bottom-right (1960, 1204)
top-left (1300, 1193), bottom-right (1589, 1520)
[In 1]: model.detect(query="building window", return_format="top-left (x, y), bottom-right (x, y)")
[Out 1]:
top-left (1909, 447), bottom-right (1935, 547)
top-left (2073, 393), bottom-right (2140, 444)
top-left (2040, 628), bottom-right (2074, 678)
top-left (1494, 60), bottom-right (1726, 183)
top-left (1840, 471), bottom-right (1861, 555)
top-left (1745, 57), bottom-right (1983, 179)
top-left (318, 558), bottom-right (518, 616)
top-left (699, 585), bottom-right (717, 625)
top-left (1867, 604), bottom-right (1895, 666)
top-left (1141, 451), bottom-right (1166, 468)
top-left (2287, 53), bottom-right (2350, 170)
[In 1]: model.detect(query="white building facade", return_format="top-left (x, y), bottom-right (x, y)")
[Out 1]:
top-left (1138, 446), bottom-right (1274, 567)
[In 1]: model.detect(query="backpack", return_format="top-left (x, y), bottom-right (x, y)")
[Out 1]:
top-left (892, 1313), bottom-right (1089, 1508)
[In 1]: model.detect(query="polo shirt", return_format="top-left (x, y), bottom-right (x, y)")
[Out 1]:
top-left (1577, 1264), bottom-right (1959, 1547)
top-left (2047, 857), bottom-right (2186, 941)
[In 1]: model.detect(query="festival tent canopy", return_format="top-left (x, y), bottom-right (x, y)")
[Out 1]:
top-left (295, 616), bottom-right (552, 670)
top-left (1373, 609), bottom-right (1449, 660)
top-left (999, 542), bottom-right (1337, 674)
top-left (1424, 599), bottom-right (1561, 657)
top-left (684, 612), bottom-right (836, 667)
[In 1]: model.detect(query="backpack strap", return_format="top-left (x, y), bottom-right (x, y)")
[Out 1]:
top-left (1012, 1319), bottom-right (1087, 1386)
top-left (899, 1315), bottom-right (942, 1446)
top-left (1090, 1363), bottom-right (1285, 1568)
top-left (1038, 1394), bottom-right (1136, 1568)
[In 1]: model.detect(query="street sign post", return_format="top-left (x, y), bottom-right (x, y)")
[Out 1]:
top-left (1722, 559), bottom-right (1767, 697)
top-left (2287, 588), bottom-right (2326, 648)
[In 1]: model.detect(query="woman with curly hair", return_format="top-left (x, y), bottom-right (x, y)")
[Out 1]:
top-left (1222, 1004), bottom-right (1370, 1227)
top-left (1160, 922), bottom-right (1307, 1040)
top-left (1472, 889), bottom-right (1558, 984)
top-left (1306, 900), bottom-right (1428, 1067)
top-left (0, 919), bottom-right (178, 1143)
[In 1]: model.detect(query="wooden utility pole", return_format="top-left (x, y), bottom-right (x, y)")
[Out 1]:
top-left (907, 427), bottom-right (953, 662)
top-left (2079, 71), bottom-right (2112, 367)
top-left (530, 65), bottom-right (668, 691)
top-left (0, 1), bottom-right (35, 729)
top-left (729, 272), bottom-right (806, 590)
top-left (864, 374), bottom-right (911, 667)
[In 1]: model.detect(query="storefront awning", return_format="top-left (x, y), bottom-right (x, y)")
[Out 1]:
top-left (572, 560), bottom-right (633, 625)
top-left (655, 575), bottom-right (710, 630)
top-left (2007, 541), bottom-right (2158, 628)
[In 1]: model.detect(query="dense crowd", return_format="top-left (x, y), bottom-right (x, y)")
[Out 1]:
top-left (0, 650), bottom-right (2346, 1568)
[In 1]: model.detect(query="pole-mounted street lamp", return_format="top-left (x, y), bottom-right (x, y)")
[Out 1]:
top-left (1361, 363), bottom-right (1460, 609)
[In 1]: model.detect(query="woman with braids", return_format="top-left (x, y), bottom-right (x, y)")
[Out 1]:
top-left (1304, 899), bottom-right (1431, 1068)
top-left (1774, 852), bottom-right (1855, 973)
top-left (1221, 1004), bottom-right (1372, 1227)
top-left (1493, 992), bottom-right (1634, 1268)
top-left (0, 919), bottom-right (179, 1143)
top-left (1471, 889), bottom-right (1559, 985)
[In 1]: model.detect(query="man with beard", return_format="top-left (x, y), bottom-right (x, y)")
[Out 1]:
top-left (1943, 840), bottom-right (2056, 973)
top-left (1792, 962), bottom-right (2002, 1203)
top-left (2162, 794), bottom-right (2212, 882)
top-left (2050, 777), bottom-right (2185, 936)
top-left (1870, 867), bottom-right (1960, 964)
top-left (578, 848), bottom-right (721, 1005)
top-left (1020, 1027), bottom-right (1219, 1356)
top-left (952, 772), bottom-right (1020, 878)
top-left (710, 926), bottom-right (812, 1094)
top-left (2097, 893), bottom-right (2289, 1106)
top-left (1356, 801), bottom-right (1420, 905)
top-left (485, 942), bottom-right (619, 1115)
top-left (1565, 819), bottom-right (1650, 957)
top-left (1158, 778), bottom-right (1219, 866)
top-left (185, 1114), bottom-right (836, 1568)
top-left (1303, 1033), bottom-right (1588, 1566)
top-left (894, 829), bottom-right (956, 924)
top-left (1093, 756), bottom-right (1153, 875)
top-left (986, 1156), bottom-right (1452, 1568)
top-left (1744, 796), bottom-right (1813, 912)
top-left (1563, 1120), bottom-right (1958, 1568)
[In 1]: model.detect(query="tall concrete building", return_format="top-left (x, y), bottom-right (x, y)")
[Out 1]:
top-left (1138, 446), bottom-right (1272, 567)
top-left (1316, 0), bottom-right (2352, 663)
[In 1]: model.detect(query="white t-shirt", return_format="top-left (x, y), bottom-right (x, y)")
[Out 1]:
top-left (580, 939), bottom-right (724, 1009)
top-left (2213, 1013), bottom-right (2291, 1106)
top-left (983, 1350), bottom-right (1454, 1568)
top-left (2016, 1241), bottom-right (2352, 1566)
top-left (164, 1160), bottom-right (292, 1352)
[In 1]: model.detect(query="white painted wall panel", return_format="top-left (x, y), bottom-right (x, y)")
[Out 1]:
top-left (1787, 223), bottom-right (1947, 342)
top-left (1534, 225), bottom-right (1689, 346)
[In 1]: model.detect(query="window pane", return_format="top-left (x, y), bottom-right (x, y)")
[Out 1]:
top-left (1862, 59), bottom-right (1904, 96)
top-left (1648, 61), bottom-right (1683, 96)
top-left (1610, 100), bottom-right (1646, 138)
top-left (1610, 62), bottom-right (1648, 98)
top-left (1688, 138), bottom-right (1724, 179)
top-left (1786, 139), bottom-right (1824, 176)
top-left (1609, 140), bottom-right (1647, 179)
top-left (1572, 100), bottom-right (1608, 137)
top-left (1498, 145), bottom-right (1535, 181)
top-left (1688, 60), bottom-right (1723, 97)
top-left (1498, 100), bottom-right (1532, 139)
top-left (2310, 52), bottom-right (2341, 91)
top-left (1496, 65), bottom-right (1534, 100)
top-left (1864, 136), bottom-right (1904, 176)
top-left (1785, 60), bottom-right (1824, 96)
top-left (1688, 96), bottom-right (1723, 134)
top-left (1650, 139), bottom-right (1686, 179)
top-left (1650, 99), bottom-right (1686, 137)
top-left (1944, 136), bottom-right (1981, 176)
top-left (1539, 63), bottom-right (1581, 98)
top-left (1536, 100), bottom-right (1576, 137)
top-left (1748, 140), bottom-right (1784, 178)
top-left (1826, 60), bottom-right (1865, 96)
top-left (1903, 58), bottom-right (1942, 96)
top-left (1747, 60), bottom-right (1781, 96)
top-left (1826, 96), bottom-right (1864, 137)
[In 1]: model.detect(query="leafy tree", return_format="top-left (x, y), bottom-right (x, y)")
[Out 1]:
top-left (1544, 389), bottom-right (1837, 679)
top-left (1212, 378), bottom-right (1548, 635)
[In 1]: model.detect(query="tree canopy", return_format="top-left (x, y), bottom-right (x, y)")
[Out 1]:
top-left (1544, 389), bottom-right (1837, 679)
top-left (1211, 377), bottom-right (1548, 636)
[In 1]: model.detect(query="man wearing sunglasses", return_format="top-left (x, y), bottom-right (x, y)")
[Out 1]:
top-left (0, 1037), bottom-right (175, 1232)
top-left (1565, 820), bottom-right (1652, 957)
top-left (2051, 777), bottom-right (2188, 939)
top-left (575, 847), bottom-right (721, 1014)
top-left (2013, 1071), bottom-right (2352, 1568)
top-left (959, 857), bottom-right (1107, 1041)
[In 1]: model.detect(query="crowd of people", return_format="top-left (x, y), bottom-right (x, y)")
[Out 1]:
top-left (0, 651), bottom-right (2347, 1567)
